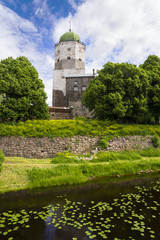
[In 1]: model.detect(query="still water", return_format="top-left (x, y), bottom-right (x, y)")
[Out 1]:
top-left (0, 174), bottom-right (160, 240)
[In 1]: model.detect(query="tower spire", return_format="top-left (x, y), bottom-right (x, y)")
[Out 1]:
top-left (69, 20), bottom-right (71, 32)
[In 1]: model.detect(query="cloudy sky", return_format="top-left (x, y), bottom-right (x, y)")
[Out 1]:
top-left (1, 0), bottom-right (160, 105)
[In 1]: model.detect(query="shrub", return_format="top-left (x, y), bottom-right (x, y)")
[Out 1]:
top-left (98, 138), bottom-right (108, 149)
top-left (1, 119), bottom-right (160, 139)
top-left (0, 150), bottom-right (5, 172)
top-left (152, 135), bottom-right (160, 148)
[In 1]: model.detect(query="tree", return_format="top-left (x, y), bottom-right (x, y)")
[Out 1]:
top-left (0, 56), bottom-right (49, 121)
top-left (82, 62), bottom-right (150, 122)
top-left (140, 55), bottom-right (160, 124)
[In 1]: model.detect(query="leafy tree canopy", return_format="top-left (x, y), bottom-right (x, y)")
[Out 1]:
top-left (0, 56), bottom-right (49, 121)
top-left (140, 55), bottom-right (160, 124)
top-left (83, 60), bottom-right (152, 123)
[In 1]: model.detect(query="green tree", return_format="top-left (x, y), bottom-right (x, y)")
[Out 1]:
top-left (140, 55), bottom-right (160, 124)
top-left (0, 56), bottom-right (49, 121)
top-left (83, 62), bottom-right (149, 122)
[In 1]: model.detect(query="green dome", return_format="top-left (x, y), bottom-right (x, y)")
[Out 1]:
top-left (60, 30), bottom-right (80, 42)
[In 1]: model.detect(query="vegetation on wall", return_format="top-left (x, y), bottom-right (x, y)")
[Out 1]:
top-left (0, 56), bottom-right (49, 122)
top-left (82, 55), bottom-right (160, 124)
top-left (1, 119), bottom-right (160, 138)
top-left (152, 135), bottom-right (160, 148)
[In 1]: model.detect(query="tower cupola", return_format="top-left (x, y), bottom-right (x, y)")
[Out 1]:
top-left (59, 29), bottom-right (80, 42)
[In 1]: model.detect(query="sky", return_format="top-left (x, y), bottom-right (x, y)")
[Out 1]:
top-left (1, 0), bottom-right (160, 105)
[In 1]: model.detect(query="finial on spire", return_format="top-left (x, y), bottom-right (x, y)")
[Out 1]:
top-left (69, 20), bottom-right (71, 32)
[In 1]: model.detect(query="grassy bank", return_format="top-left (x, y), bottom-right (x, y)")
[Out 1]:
top-left (1, 148), bottom-right (160, 194)
top-left (1, 118), bottom-right (160, 138)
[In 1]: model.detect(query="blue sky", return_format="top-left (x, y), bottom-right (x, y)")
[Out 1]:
top-left (1, 0), bottom-right (160, 105)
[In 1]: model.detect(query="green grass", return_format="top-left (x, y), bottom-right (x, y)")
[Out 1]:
top-left (0, 157), bottom-right (52, 193)
top-left (1, 148), bottom-right (160, 193)
top-left (28, 159), bottom-right (160, 189)
top-left (51, 152), bottom-right (85, 164)
top-left (0, 151), bottom-right (5, 172)
top-left (138, 147), bottom-right (160, 157)
top-left (51, 147), bottom-right (160, 164)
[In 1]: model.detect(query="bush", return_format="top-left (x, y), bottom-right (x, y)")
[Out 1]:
top-left (152, 135), bottom-right (160, 148)
top-left (98, 138), bottom-right (108, 149)
top-left (0, 150), bottom-right (5, 172)
top-left (1, 119), bottom-right (160, 139)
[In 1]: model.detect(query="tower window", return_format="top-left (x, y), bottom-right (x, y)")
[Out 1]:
top-left (79, 58), bottom-right (82, 61)
top-left (57, 59), bottom-right (60, 62)
top-left (67, 56), bottom-right (71, 59)
top-left (82, 85), bottom-right (86, 91)
top-left (74, 86), bottom-right (78, 91)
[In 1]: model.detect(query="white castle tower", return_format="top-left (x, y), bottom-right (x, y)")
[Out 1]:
top-left (52, 28), bottom-right (85, 107)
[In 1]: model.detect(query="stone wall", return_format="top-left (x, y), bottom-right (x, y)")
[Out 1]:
top-left (49, 107), bottom-right (74, 120)
top-left (0, 136), bottom-right (99, 159)
top-left (107, 136), bottom-right (153, 151)
top-left (0, 135), bottom-right (154, 159)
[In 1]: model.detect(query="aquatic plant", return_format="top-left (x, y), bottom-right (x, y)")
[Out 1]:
top-left (0, 178), bottom-right (160, 239)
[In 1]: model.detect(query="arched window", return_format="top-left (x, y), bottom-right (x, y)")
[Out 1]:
top-left (67, 56), bottom-right (71, 59)
top-left (74, 86), bottom-right (78, 91)
top-left (82, 85), bottom-right (86, 91)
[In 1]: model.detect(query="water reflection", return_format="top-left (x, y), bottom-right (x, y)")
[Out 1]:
top-left (0, 174), bottom-right (160, 240)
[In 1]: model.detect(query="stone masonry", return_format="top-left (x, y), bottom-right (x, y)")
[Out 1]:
top-left (0, 136), bottom-right (99, 159)
top-left (0, 135), bottom-right (155, 159)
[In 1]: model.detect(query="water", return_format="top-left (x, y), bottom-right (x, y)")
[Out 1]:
top-left (0, 174), bottom-right (160, 240)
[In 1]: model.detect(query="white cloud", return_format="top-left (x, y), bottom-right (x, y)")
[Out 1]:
top-left (0, 4), bottom-right (54, 105)
top-left (33, 0), bottom-right (42, 4)
top-left (33, 0), bottom-right (54, 22)
top-left (53, 0), bottom-right (160, 71)
top-left (21, 4), bottom-right (28, 13)
top-left (2, 0), bottom-right (160, 107)
top-left (68, 0), bottom-right (77, 10)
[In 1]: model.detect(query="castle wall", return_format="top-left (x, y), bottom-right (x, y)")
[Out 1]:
top-left (66, 75), bottom-right (94, 117)
top-left (54, 41), bottom-right (85, 69)
top-left (55, 59), bottom-right (84, 70)
top-left (52, 68), bottom-right (85, 106)
top-left (53, 40), bottom-right (85, 107)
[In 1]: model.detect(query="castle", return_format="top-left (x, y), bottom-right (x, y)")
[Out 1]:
top-left (50, 29), bottom-right (95, 119)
